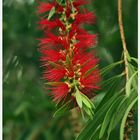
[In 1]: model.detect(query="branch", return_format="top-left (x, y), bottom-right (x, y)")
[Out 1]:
top-left (118, 0), bottom-right (129, 82)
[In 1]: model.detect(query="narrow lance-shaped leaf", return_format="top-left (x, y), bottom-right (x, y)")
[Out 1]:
top-left (83, 105), bottom-right (93, 119)
top-left (96, 76), bottom-right (123, 111)
top-left (45, 82), bottom-right (64, 86)
top-left (48, 7), bottom-right (55, 20)
top-left (75, 90), bottom-right (83, 108)
top-left (76, 91), bottom-right (122, 140)
top-left (126, 71), bottom-right (138, 97)
top-left (101, 60), bottom-right (123, 75)
top-left (56, 0), bottom-right (66, 6)
top-left (128, 63), bottom-right (138, 90)
top-left (81, 93), bottom-right (95, 109)
top-left (99, 95), bottom-right (124, 139)
top-left (53, 100), bottom-right (71, 117)
top-left (107, 89), bottom-right (137, 134)
top-left (83, 65), bottom-right (98, 78)
top-left (120, 97), bottom-right (138, 140)
top-left (101, 72), bottom-right (125, 88)
top-left (130, 57), bottom-right (138, 64)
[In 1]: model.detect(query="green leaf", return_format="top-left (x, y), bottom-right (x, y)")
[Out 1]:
top-left (76, 91), bottom-right (122, 140)
top-left (128, 63), bottom-right (138, 89)
top-left (45, 82), bottom-right (64, 86)
top-left (107, 115), bottom-right (115, 138)
top-left (47, 7), bottom-right (55, 20)
top-left (99, 95), bottom-right (124, 139)
top-left (81, 93), bottom-right (95, 109)
top-left (74, 90), bottom-right (94, 118)
top-left (66, 55), bottom-right (72, 66)
top-left (126, 71), bottom-right (138, 96)
top-left (101, 72), bottom-right (125, 88)
top-left (70, 0), bottom-right (74, 2)
top-left (120, 97), bottom-right (138, 140)
top-left (83, 105), bottom-right (94, 119)
top-left (89, 125), bottom-right (101, 140)
top-left (125, 51), bottom-right (131, 61)
top-left (83, 65), bottom-right (98, 78)
top-left (108, 89), bottom-right (137, 135)
top-left (75, 90), bottom-right (83, 108)
top-left (130, 57), bottom-right (138, 64)
top-left (96, 75), bottom-right (123, 111)
top-left (107, 97), bottom-right (126, 135)
top-left (56, 0), bottom-right (66, 6)
top-left (53, 100), bottom-right (71, 118)
top-left (128, 63), bottom-right (137, 76)
top-left (101, 60), bottom-right (123, 76)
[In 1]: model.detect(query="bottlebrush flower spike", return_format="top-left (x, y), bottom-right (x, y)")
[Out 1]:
top-left (37, 0), bottom-right (101, 118)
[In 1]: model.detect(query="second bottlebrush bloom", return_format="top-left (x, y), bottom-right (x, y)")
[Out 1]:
top-left (37, 0), bottom-right (100, 118)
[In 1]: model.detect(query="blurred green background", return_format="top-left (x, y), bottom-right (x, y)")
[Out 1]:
top-left (3, 0), bottom-right (137, 140)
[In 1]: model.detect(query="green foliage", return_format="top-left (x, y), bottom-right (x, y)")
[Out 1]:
top-left (101, 60), bottom-right (123, 76)
top-left (126, 71), bottom-right (137, 97)
top-left (48, 7), bottom-right (56, 20)
top-left (99, 95), bottom-right (124, 139)
top-left (74, 88), bottom-right (95, 119)
top-left (83, 65), bottom-right (99, 78)
top-left (53, 101), bottom-right (71, 118)
top-left (56, 0), bottom-right (66, 6)
top-left (120, 97), bottom-right (138, 140)
top-left (75, 90), bottom-right (83, 108)
top-left (76, 56), bottom-right (138, 140)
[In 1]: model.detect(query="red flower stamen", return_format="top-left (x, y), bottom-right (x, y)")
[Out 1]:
top-left (37, 0), bottom-right (101, 116)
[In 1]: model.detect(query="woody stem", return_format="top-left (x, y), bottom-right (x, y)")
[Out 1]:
top-left (118, 0), bottom-right (129, 83)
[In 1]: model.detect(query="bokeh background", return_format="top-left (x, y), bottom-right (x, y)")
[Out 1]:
top-left (3, 0), bottom-right (137, 139)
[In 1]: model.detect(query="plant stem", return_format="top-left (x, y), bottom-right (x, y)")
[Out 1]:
top-left (118, 0), bottom-right (129, 82)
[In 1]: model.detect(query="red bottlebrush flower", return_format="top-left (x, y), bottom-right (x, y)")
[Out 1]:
top-left (80, 70), bottom-right (101, 93)
top-left (37, 2), bottom-right (54, 14)
top-left (43, 68), bottom-right (66, 81)
top-left (37, 0), bottom-right (101, 118)
top-left (40, 49), bottom-right (63, 62)
top-left (73, 0), bottom-right (88, 7)
top-left (50, 83), bottom-right (69, 102)
top-left (74, 12), bottom-right (96, 25)
top-left (38, 19), bottom-right (65, 31)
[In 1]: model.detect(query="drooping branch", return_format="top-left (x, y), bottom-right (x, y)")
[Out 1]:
top-left (118, 0), bottom-right (129, 82)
